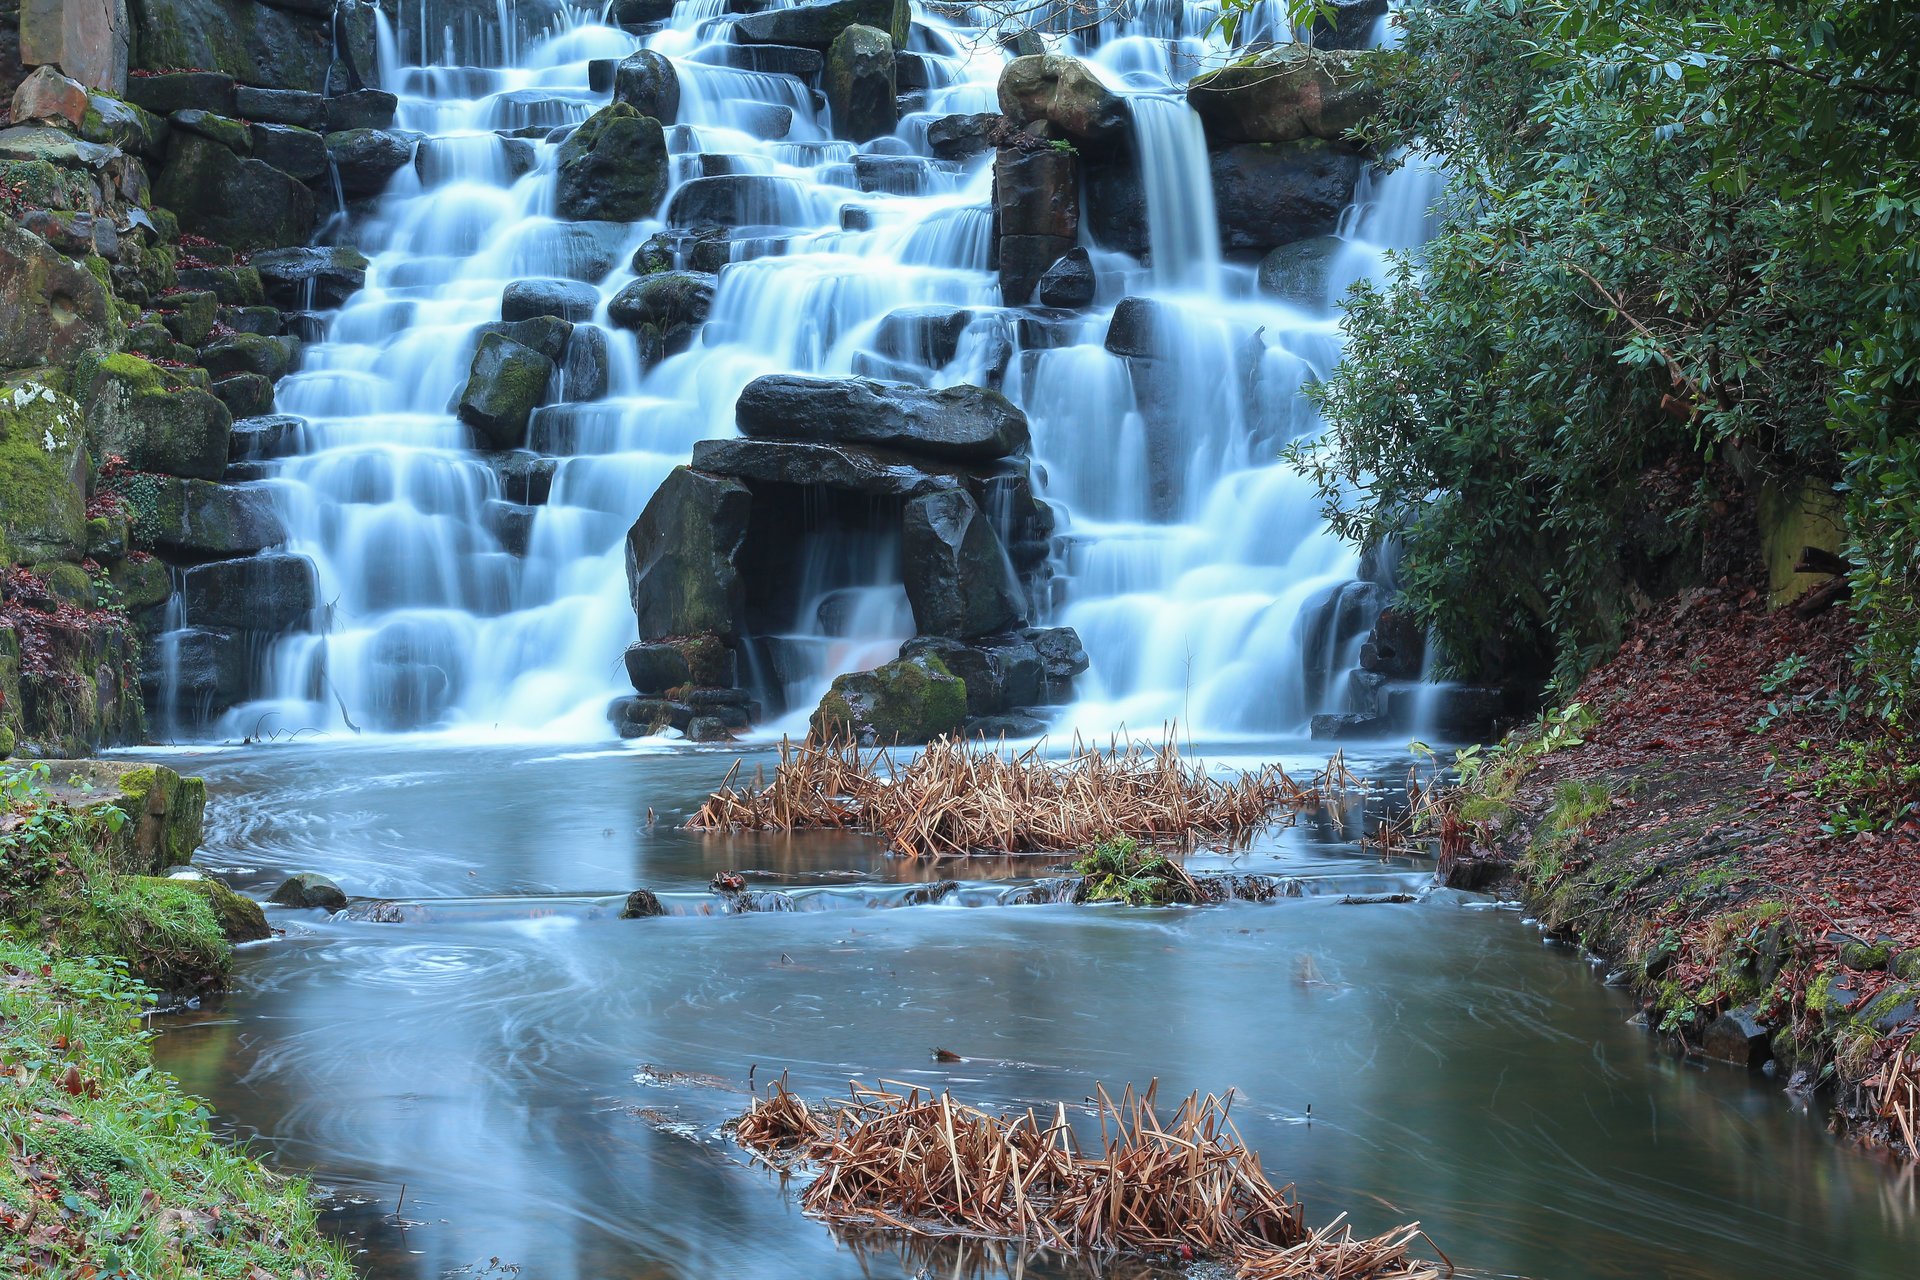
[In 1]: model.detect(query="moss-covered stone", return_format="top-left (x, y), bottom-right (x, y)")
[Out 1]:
top-left (151, 133), bottom-right (316, 251)
top-left (810, 652), bottom-right (967, 746)
top-left (0, 373), bottom-right (89, 566)
top-left (826, 24), bottom-right (896, 144)
top-left (624, 466), bottom-right (752, 640)
top-left (117, 474), bottom-right (286, 557)
top-left (158, 289), bottom-right (219, 346)
top-left (82, 352), bottom-right (234, 481)
top-left (170, 108), bottom-right (253, 155)
top-left (455, 332), bottom-right (553, 450)
top-left (554, 102), bottom-right (669, 222)
top-left (199, 332), bottom-right (296, 381)
top-left (0, 220), bottom-right (113, 372)
top-left (154, 876), bottom-right (270, 943)
top-left (108, 555), bottom-right (172, 613)
top-left (2, 159), bottom-right (78, 209)
top-left (132, 0), bottom-right (335, 92)
top-left (31, 560), bottom-right (97, 607)
top-left (1838, 937), bottom-right (1893, 971)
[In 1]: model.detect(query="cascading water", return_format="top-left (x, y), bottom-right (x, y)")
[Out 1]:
top-left (175, 0), bottom-right (1439, 743)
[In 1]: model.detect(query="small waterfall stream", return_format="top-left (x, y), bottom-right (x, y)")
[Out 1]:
top-left (176, 2), bottom-right (1437, 742)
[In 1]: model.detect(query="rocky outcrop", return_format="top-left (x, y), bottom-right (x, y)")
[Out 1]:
top-left (251, 245), bottom-right (369, 308)
top-left (0, 374), bottom-right (88, 567)
top-left (130, 0), bottom-right (341, 94)
top-left (996, 54), bottom-right (1128, 146)
top-left (810, 651), bottom-right (966, 746)
top-left (902, 488), bottom-right (1026, 638)
top-left (555, 102), bottom-right (668, 222)
top-left (151, 131), bottom-right (316, 250)
top-left (457, 332), bottom-right (553, 450)
top-left (733, 0), bottom-right (909, 51)
top-left (735, 376), bottom-right (1030, 461)
top-left (624, 466), bottom-right (752, 642)
top-left (826, 24), bottom-right (895, 144)
top-left (19, 0), bottom-right (130, 93)
top-left (0, 219), bottom-right (111, 370)
top-left (1186, 46), bottom-right (1382, 145)
top-left (82, 353), bottom-right (232, 481)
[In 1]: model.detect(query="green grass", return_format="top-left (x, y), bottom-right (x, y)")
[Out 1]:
top-left (1548, 780), bottom-right (1613, 836)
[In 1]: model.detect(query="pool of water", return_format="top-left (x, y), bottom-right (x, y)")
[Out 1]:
top-left (149, 739), bottom-right (1918, 1279)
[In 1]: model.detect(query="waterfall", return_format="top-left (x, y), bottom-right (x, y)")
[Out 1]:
top-left (165, 0), bottom-right (1439, 743)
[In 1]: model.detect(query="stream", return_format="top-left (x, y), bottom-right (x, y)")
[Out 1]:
top-left (150, 740), bottom-right (1919, 1279)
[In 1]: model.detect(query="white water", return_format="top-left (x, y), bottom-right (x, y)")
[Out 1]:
top-left (173, 2), bottom-right (1437, 743)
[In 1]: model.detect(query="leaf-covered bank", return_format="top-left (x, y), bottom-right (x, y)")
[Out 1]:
top-left (1434, 591), bottom-right (1920, 1159)
top-left (1, 762), bottom-right (351, 1277)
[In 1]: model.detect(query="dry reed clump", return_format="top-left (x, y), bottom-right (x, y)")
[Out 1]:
top-left (687, 732), bottom-right (1352, 858)
top-left (733, 1079), bottom-right (1444, 1279)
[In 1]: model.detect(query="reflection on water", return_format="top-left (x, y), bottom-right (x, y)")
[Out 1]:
top-left (153, 742), bottom-right (1918, 1280)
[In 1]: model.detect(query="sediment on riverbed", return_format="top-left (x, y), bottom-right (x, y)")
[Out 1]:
top-left (0, 759), bottom-right (350, 1276)
top-left (1433, 588), bottom-right (1920, 1159)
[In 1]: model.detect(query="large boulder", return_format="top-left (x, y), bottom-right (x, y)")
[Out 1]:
top-left (736, 376), bottom-right (1029, 462)
top-left (826, 24), bottom-right (895, 145)
top-left (503, 277), bottom-right (599, 323)
top-left (607, 270), bottom-right (714, 359)
top-left (691, 437), bottom-right (972, 498)
top-left (1257, 234), bottom-right (1348, 310)
top-left (0, 375), bottom-right (87, 565)
top-left (624, 466), bottom-right (751, 641)
top-left (19, 1), bottom-right (129, 93)
top-left (250, 245), bottom-right (369, 308)
top-left (996, 55), bottom-right (1129, 145)
top-left (131, 0), bottom-right (335, 93)
top-left (899, 634), bottom-right (1043, 718)
top-left (1186, 46), bottom-right (1382, 144)
top-left (901, 488), bottom-right (1026, 638)
top-left (249, 121), bottom-right (328, 181)
top-left (456, 332), bottom-right (553, 450)
top-left (82, 354), bottom-right (232, 481)
top-left (326, 128), bottom-right (414, 196)
top-left (0, 220), bottom-right (111, 370)
top-left (131, 476), bottom-right (287, 556)
top-left (11, 66), bottom-right (91, 128)
top-left (555, 103), bottom-right (668, 222)
top-left (733, 0), bottom-right (909, 51)
top-left (1211, 141), bottom-right (1363, 253)
top-left (613, 50), bottom-right (679, 124)
top-left (151, 132), bottom-right (316, 250)
top-left (810, 652), bottom-right (966, 746)
top-left (180, 552), bottom-right (316, 631)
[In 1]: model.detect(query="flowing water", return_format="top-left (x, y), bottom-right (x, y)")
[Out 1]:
top-left (153, 739), bottom-right (1920, 1279)
top-left (165, 1), bottom-right (1429, 743)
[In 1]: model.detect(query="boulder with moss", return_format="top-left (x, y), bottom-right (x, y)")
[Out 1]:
top-left (82, 353), bottom-right (234, 481)
top-left (1186, 46), bottom-right (1382, 144)
top-left (810, 651), bottom-right (967, 745)
top-left (555, 102), bottom-right (669, 222)
top-left (0, 218), bottom-right (114, 371)
top-left (151, 132), bottom-right (316, 250)
top-left (0, 374), bottom-right (89, 566)
top-left (37, 759), bottom-right (208, 876)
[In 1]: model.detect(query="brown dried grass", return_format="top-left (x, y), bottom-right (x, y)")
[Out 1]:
top-left (688, 732), bottom-right (1353, 859)
top-left (734, 1079), bottom-right (1443, 1277)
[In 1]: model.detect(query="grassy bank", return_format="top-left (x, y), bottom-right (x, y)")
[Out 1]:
top-left (1, 761), bottom-right (353, 1277)
top-left (1432, 589), bottom-right (1920, 1158)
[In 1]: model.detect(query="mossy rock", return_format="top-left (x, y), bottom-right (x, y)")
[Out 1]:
top-left (41, 760), bottom-right (208, 877)
top-left (108, 555), bottom-right (173, 613)
top-left (1838, 938), bottom-right (1893, 971)
top-left (810, 652), bottom-right (967, 746)
top-left (1893, 948), bottom-right (1920, 981)
top-left (29, 560), bottom-right (97, 607)
top-left (159, 877), bottom-right (271, 943)
top-left (0, 373), bottom-right (89, 566)
top-left (82, 352), bottom-right (234, 481)
top-left (554, 102), bottom-right (669, 222)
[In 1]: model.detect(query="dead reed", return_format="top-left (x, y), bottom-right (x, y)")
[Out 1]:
top-left (687, 731), bottom-right (1341, 858)
top-left (734, 1079), bottom-right (1443, 1278)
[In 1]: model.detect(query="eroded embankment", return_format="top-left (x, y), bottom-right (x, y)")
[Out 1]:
top-left (1437, 588), bottom-right (1920, 1158)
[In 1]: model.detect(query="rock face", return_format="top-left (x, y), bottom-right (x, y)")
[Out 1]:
top-left (736, 375), bottom-right (1030, 461)
top-left (1186, 47), bottom-right (1382, 144)
top-left (555, 102), bottom-right (668, 221)
top-left (826, 24), bottom-right (895, 144)
top-left (131, 0), bottom-right (338, 93)
top-left (83, 355), bottom-right (232, 481)
top-left (902, 488), bottom-right (1026, 638)
top-left (180, 552), bottom-right (316, 631)
top-left (152, 132), bottom-right (316, 250)
top-left (326, 128), bottom-right (414, 196)
top-left (733, 0), bottom-right (909, 51)
top-left (996, 54), bottom-right (1129, 145)
top-left (613, 49), bottom-right (679, 124)
top-left (0, 376), bottom-right (88, 567)
top-left (19, 0), bottom-right (130, 93)
top-left (995, 147), bottom-right (1077, 304)
top-left (0, 220), bottom-right (111, 370)
top-left (457, 333), bottom-right (553, 450)
top-left (624, 466), bottom-right (752, 641)
top-left (1257, 234), bottom-right (1347, 309)
top-left (249, 121), bottom-right (328, 180)
top-left (811, 651), bottom-right (966, 745)
top-left (1211, 142), bottom-right (1363, 253)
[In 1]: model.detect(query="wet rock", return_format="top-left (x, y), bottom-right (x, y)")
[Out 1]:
top-left (134, 477), bottom-right (287, 557)
top-left (1701, 1005), bottom-right (1773, 1067)
top-left (490, 452), bottom-right (557, 504)
top-left (0, 221), bottom-right (111, 370)
top-left (902, 488), bottom-right (1026, 638)
top-left (734, 0), bottom-right (909, 51)
top-left (132, 0), bottom-right (342, 94)
top-left (326, 128), bottom-right (414, 196)
top-left (555, 102), bottom-right (669, 222)
top-left (1187, 46), bottom-right (1381, 144)
top-left (873, 304), bottom-right (972, 369)
top-left (503, 277), bottom-right (599, 323)
top-left (926, 111), bottom-right (999, 160)
top-left (177, 266), bottom-right (266, 308)
top-left (82, 356), bottom-right (232, 481)
top-left (853, 152), bottom-right (923, 194)
top-left (201, 334), bottom-right (297, 381)
top-left (1211, 141), bottom-right (1364, 254)
top-left (624, 641), bottom-right (693, 694)
top-left (1037, 246), bottom-right (1095, 309)
top-left (1310, 0), bottom-right (1392, 49)
top-left (1103, 296), bottom-right (1166, 359)
top-left (900, 633), bottom-right (1042, 716)
top-left (1257, 234), bottom-right (1347, 310)
top-left (181, 552), bottom-right (317, 632)
top-left (736, 374), bottom-right (1028, 461)
top-left (1310, 712), bottom-right (1389, 740)
top-left (12, 66), bottom-right (90, 129)
top-left (211, 373), bottom-right (275, 422)
top-left (228, 414), bottom-right (307, 460)
top-left (811, 651), bottom-right (967, 746)
top-left (690, 42), bottom-right (824, 79)
top-left (171, 107), bottom-right (252, 155)
top-left (997, 55), bottom-right (1128, 145)
top-left (962, 711), bottom-right (1049, 739)
top-left (607, 270), bottom-right (715, 359)
top-left (560, 324), bottom-right (610, 401)
top-left (126, 72), bottom-right (235, 117)
top-left (826, 24), bottom-right (896, 144)
top-left (152, 132), bottom-right (315, 250)
top-left (1024, 625), bottom-right (1089, 697)
top-left (457, 333), bottom-right (554, 450)
top-left (140, 625), bottom-right (251, 715)
top-left (251, 245), bottom-right (370, 308)
top-left (481, 499), bottom-right (536, 556)
top-left (625, 466), bottom-right (752, 641)
top-left (236, 86), bottom-right (327, 129)
top-left (691, 437), bottom-right (963, 497)
top-left (325, 89), bottom-right (399, 133)
top-left (248, 121), bottom-right (328, 181)
top-left (474, 315), bottom-right (574, 363)
top-left (621, 888), bottom-right (667, 918)
top-left (613, 49), bottom-right (680, 123)
top-left (666, 173), bottom-right (815, 228)
top-left (268, 872), bottom-right (347, 911)
top-left (995, 147), bottom-right (1076, 303)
